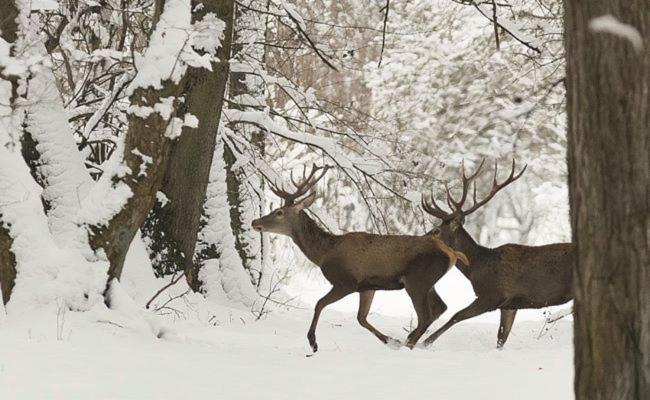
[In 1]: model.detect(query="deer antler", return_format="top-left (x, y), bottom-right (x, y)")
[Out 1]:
top-left (443, 159), bottom-right (485, 214)
top-left (269, 164), bottom-right (331, 205)
top-left (422, 159), bottom-right (526, 220)
top-left (461, 159), bottom-right (527, 216)
top-left (421, 190), bottom-right (454, 221)
top-left (421, 159), bottom-right (485, 221)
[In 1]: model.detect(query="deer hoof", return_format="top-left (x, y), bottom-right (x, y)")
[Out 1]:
top-left (385, 337), bottom-right (402, 350)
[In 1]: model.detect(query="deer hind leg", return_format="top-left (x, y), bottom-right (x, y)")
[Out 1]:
top-left (357, 290), bottom-right (398, 346)
top-left (307, 285), bottom-right (353, 353)
top-left (405, 288), bottom-right (446, 346)
top-left (428, 288), bottom-right (448, 322)
top-left (497, 309), bottom-right (517, 349)
top-left (423, 297), bottom-right (496, 347)
top-left (403, 271), bottom-right (438, 348)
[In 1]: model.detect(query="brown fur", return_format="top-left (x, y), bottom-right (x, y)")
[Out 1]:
top-left (431, 236), bottom-right (470, 268)
top-left (421, 159), bottom-right (574, 348)
top-left (422, 225), bottom-right (574, 348)
top-left (253, 202), bottom-right (465, 352)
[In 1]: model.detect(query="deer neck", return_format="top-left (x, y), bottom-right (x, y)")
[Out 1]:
top-left (289, 211), bottom-right (337, 266)
top-left (448, 227), bottom-right (486, 277)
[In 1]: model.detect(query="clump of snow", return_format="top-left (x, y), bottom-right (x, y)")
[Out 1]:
top-left (127, 0), bottom-right (213, 94)
top-left (0, 149), bottom-right (107, 314)
top-left (164, 113), bottom-right (197, 139)
top-left (77, 130), bottom-right (133, 229)
top-left (131, 148), bottom-right (152, 177)
top-left (156, 191), bottom-right (169, 208)
top-left (191, 12), bottom-right (225, 56)
top-left (589, 14), bottom-right (644, 52)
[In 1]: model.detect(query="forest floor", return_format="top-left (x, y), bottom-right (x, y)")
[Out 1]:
top-left (0, 291), bottom-right (573, 400)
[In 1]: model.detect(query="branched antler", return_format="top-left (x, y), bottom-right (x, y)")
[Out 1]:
top-left (269, 164), bottom-right (331, 205)
top-left (422, 159), bottom-right (526, 220)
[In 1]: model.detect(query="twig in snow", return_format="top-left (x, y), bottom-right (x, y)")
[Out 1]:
top-left (145, 271), bottom-right (185, 309)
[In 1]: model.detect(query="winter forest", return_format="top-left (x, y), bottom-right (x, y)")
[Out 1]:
top-left (0, 0), bottom-right (648, 398)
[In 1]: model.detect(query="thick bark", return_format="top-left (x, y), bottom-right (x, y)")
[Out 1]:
top-left (89, 82), bottom-right (182, 290)
top-left (0, 223), bottom-right (16, 306)
top-left (0, 0), bottom-right (19, 305)
top-left (141, 0), bottom-right (235, 291)
top-left (223, 1), bottom-right (267, 283)
top-left (565, 1), bottom-right (650, 399)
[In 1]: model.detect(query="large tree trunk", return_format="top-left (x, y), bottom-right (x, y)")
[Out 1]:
top-left (88, 0), bottom-right (188, 291)
top-left (141, 0), bottom-right (235, 292)
top-left (565, 1), bottom-right (650, 399)
top-left (222, 0), bottom-right (267, 285)
top-left (0, 0), bottom-right (20, 306)
top-left (0, 224), bottom-right (16, 305)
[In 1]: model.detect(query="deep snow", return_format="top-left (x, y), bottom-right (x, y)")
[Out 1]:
top-left (0, 235), bottom-right (573, 400)
top-left (0, 288), bottom-right (573, 400)
top-left (0, 304), bottom-right (572, 400)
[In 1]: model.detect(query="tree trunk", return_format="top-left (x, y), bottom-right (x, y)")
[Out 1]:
top-left (565, 1), bottom-right (650, 399)
top-left (141, 0), bottom-right (235, 292)
top-left (88, 0), bottom-right (184, 292)
top-left (0, 224), bottom-right (16, 305)
top-left (223, 0), bottom-right (267, 285)
top-left (0, 0), bottom-right (20, 306)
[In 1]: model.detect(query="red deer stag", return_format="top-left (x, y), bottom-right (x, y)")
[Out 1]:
top-left (421, 160), bottom-right (574, 348)
top-left (251, 165), bottom-right (468, 352)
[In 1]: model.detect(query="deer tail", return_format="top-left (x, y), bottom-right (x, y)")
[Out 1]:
top-left (431, 237), bottom-right (470, 268)
top-left (455, 251), bottom-right (469, 266)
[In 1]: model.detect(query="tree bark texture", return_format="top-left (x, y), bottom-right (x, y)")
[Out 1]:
top-left (565, 1), bottom-right (649, 399)
top-left (141, 0), bottom-right (235, 291)
top-left (222, 0), bottom-right (267, 284)
top-left (89, 82), bottom-right (182, 290)
top-left (0, 224), bottom-right (16, 306)
top-left (0, 0), bottom-right (20, 306)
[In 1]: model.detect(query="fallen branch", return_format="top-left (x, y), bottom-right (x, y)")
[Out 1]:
top-left (145, 271), bottom-right (185, 309)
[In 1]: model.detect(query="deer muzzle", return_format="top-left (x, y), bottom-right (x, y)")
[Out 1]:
top-left (251, 219), bottom-right (264, 232)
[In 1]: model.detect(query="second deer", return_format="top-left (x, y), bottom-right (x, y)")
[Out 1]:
top-left (251, 165), bottom-right (468, 352)
top-left (421, 160), bottom-right (574, 348)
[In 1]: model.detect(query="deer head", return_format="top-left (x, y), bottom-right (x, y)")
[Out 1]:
top-left (422, 159), bottom-right (526, 240)
top-left (251, 164), bottom-right (330, 236)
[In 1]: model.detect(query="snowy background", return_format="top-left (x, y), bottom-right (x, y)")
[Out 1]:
top-left (0, 0), bottom-right (574, 398)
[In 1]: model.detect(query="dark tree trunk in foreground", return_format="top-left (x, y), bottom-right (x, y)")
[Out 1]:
top-left (141, 0), bottom-right (235, 291)
top-left (0, 224), bottom-right (16, 306)
top-left (0, 0), bottom-right (20, 305)
top-left (565, 1), bottom-right (650, 399)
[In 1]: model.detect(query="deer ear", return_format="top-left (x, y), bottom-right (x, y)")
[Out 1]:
top-left (295, 191), bottom-right (317, 210)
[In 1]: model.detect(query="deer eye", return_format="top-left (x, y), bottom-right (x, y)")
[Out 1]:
top-left (275, 210), bottom-right (284, 216)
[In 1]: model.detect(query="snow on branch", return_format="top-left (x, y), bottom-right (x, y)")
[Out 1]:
top-left (127, 0), bottom-right (213, 94)
top-left (473, 2), bottom-right (542, 54)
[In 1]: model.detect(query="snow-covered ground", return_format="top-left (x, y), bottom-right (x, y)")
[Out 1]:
top-left (0, 234), bottom-right (573, 400)
top-left (0, 287), bottom-right (573, 400)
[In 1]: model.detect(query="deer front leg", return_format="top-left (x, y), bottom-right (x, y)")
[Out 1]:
top-left (497, 309), bottom-right (517, 348)
top-left (307, 286), bottom-right (352, 353)
top-left (423, 297), bottom-right (495, 347)
top-left (357, 290), bottom-right (400, 346)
